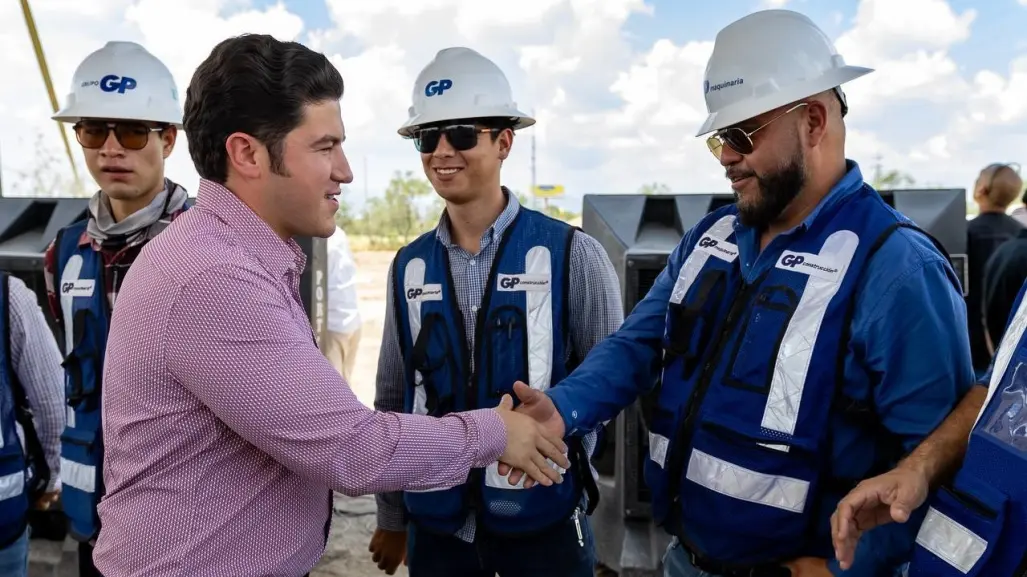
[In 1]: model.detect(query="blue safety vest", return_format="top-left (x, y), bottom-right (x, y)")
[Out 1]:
top-left (0, 273), bottom-right (50, 547)
top-left (53, 220), bottom-right (109, 542)
top-left (907, 282), bottom-right (1027, 576)
top-left (644, 186), bottom-right (941, 567)
top-left (392, 206), bottom-right (594, 536)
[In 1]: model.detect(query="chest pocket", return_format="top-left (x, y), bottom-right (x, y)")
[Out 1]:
top-left (485, 305), bottom-right (528, 401)
top-left (664, 269), bottom-right (730, 381)
top-left (723, 284), bottom-right (800, 394)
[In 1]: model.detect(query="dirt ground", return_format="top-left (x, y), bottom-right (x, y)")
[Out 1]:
top-left (311, 249), bottom-right (409, 577)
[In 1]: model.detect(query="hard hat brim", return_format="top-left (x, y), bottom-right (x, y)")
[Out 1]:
top-left (695, 65), bottom-right (873, 137)
top-left (52, 102), bottom-right (184, 129)
top-left (397, 106), bottom-right (535, 138)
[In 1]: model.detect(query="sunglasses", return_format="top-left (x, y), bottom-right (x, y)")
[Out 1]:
top-left (412, 124), bottom-right (496, 154)
top-left (73, 121), bottom-right (164, 151)
top-left (706, 102), bottom-right (809, 160)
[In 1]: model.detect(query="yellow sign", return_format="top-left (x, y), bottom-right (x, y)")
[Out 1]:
top-left (533, 184), bottom-right (565, 198)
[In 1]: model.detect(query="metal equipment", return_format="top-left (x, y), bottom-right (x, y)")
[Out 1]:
top-left (583, 188), bottom-right (968, 576)
top-left (0, 196), bottom-right (329, 346)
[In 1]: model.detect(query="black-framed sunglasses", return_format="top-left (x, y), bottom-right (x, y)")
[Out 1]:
top-left (706, 102), bottom-right (809, 160)
top-left (73, 121), bottom-right (164, 151)
top-left (411, 124), bottom-right (496, 154)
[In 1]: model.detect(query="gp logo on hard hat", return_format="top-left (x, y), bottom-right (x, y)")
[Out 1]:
top-left (99, 74), bottom-right (137, 94)
top-left (424, 79), bottom-right (453, 97)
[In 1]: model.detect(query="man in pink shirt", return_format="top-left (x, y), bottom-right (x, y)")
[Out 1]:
top-left (91, 33), bottom-right (569, 577)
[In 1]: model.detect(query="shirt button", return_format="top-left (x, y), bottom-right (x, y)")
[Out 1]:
top-left (472, 306), bottom-right (479, 312)
top-left (469, 260), bottom-right (476, 266)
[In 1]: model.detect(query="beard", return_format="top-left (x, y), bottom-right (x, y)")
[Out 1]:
top-left (732, 151), bottom-right (807, 230)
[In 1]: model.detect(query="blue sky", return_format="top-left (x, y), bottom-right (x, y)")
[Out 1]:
top-left (0, 0), bottom-right (1024, 211)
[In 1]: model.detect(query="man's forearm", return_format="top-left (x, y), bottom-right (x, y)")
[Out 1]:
top-left (897, 384), bottom-right (986, 488)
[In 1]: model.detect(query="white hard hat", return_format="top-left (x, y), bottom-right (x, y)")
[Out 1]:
top-left (696, 9), bottom-right (873, 136)
top-left (52, 41), bottom-right (183, 127)
top-left (397, 47), bottom-right (534, 137)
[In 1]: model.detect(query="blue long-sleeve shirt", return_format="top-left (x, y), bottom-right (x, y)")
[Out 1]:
top-left (547, 161), bottom-right (975, 577)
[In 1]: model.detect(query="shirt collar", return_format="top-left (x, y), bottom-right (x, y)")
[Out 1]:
top-left (435, 187), bottom-right (520, 251)
top-left (734, 159), bottom-right (867, 236)
top-left (194, 179), bottom-right (306, 279)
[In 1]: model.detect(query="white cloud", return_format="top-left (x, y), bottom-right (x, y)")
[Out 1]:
top-left (0, 0), bottom-right (1025, 208)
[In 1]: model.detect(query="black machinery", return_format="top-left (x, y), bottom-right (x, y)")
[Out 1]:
top-left (583, 188), bottom-right (968, 576)
top-left (0, 196), bottom-right (329, 346)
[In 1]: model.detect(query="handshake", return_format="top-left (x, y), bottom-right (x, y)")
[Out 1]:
top-left (492, 381), bottom-right (569, 489)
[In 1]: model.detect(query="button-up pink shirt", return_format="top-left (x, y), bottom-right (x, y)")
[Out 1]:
top-left (93, 180), bottom-right (506, 577)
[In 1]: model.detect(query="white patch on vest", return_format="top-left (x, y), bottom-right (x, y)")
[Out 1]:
top-left (496, 273), bottom-right (550, 291)
top-left (59, 458), bottom-right (95, 494)
top-left (404, 283), bottom-right (443, 302)
top-left (59, 254), bottom-right (86, 356)
top-left (774, 250), bottom-right (844, 283)
top-left (915, 506), bottom-right (987, 574)
top-left (762, 230), bottom-right (859, 436)
top-left (402, 259), bottom-right (430, 418)
top-left (0, 471), bottom-right (25, 501)
top-left (694, 235), bottom-right (740, 263)
top-left (669, 215), bottom-right (737, 305)
top-left (487, 245), bottom-right (560, 492)
top-left (649, 432), bottom-right (669, 468)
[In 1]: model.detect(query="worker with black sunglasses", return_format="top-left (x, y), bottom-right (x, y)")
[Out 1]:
top-left (368, 46), bottom-right (623, 576)
top-left (501, 9), bottom-right (974, 577)
top-left (41, 40), bottom-right (188, 577)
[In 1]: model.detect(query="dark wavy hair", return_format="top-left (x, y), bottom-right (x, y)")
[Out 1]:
top-left (183, 34), bottom-right (344, 182)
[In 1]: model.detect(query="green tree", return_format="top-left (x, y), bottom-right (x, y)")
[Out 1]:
top-left (638, 182), bottom-right (671, 195)
top-left (871, 169), bottom-right (915, 189)
top-left (361, 170), bottom-right (435, 247)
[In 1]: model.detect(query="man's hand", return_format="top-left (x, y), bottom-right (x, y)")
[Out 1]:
top-left (494, 392), bottom-right (570, 487)
top-left (368, 528), bottom-right (407, 575)
top-left (782, 557), bottom-right (832, 576)
top-left (497, 381), bottom-right (567, 488)
top-left (831, 466), bottom-right (930, 570)
top-left (33, 490), bottom-right (60, 510)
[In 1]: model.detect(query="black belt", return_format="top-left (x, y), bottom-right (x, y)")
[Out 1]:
top-left (684, 545), bottom-right (793, 577)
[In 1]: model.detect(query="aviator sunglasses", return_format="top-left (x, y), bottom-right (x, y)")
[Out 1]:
top-left (73, 121), bottom-right (164, 151)
top-left (411, 124), bottom-right (498, 154)
top-left (706, 102), bottom-right (809, 160)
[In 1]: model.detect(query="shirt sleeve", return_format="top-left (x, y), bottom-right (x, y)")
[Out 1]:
top-left (7, 274), bottom-right (66, 491)
top-left (42, 240), bottom-right (63, 340)
top-left (841, 230), bottom-right (976, 577)
top-left (568, 230), bottom-right (625, 362)
top-left (372, 259), bottom-right (410, 531)
top-left (163, 262), bottom-right (507, 497)
top-left (547, 228), bottom-right (695, 435)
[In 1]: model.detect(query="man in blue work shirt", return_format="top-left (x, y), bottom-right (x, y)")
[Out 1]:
top-left (368, 47), bottom-right (623, 576)
top-left (503, 9), bottom-right (974, 577)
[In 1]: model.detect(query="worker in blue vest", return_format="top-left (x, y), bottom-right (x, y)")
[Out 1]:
top-left (501, 9), bottom-right (975, 577)
top-left (0, 272), bottom-right (65, 577)
top-left (831, 286), bottom-right (1027, 575)
top-left (367, 46), bottom-right (624, 576)
top-left (42, 40), bottom-right (188, 577)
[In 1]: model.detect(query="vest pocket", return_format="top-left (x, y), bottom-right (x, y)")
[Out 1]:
top-left (664, 271), bottom-right (726, 379)
top-left (63, 310), bottom-right (100, 410)
top-left (59, 427), bottom-right (100, 540)
top-left (909, 472), bottom-right (1011, 576)
top-left (724, 285), bottom-right (799, 394)
top-left (485, 305), bottom-right (528, 401)
top-left (677, 417), bottom-right (818, 561)
top-left (410, 313), bottom-right (457, 416)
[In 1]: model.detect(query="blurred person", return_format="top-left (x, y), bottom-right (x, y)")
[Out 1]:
top-left (323, 225), bottom-right (362, 381)
top-left (0, 273), bottom-right (65, 577)
top-left (501, 9), bottom-right (972, 577)
top-left (966, 163), bottom-right (1024, 377)
top-left (368, 47), bottom-right (622, 577)
top-left (90, 34), bottom-right (570, 577)
top-left (983, 225), bottom-right (1027, 351)
top-left (43, 40), bottom-right (187, 577)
